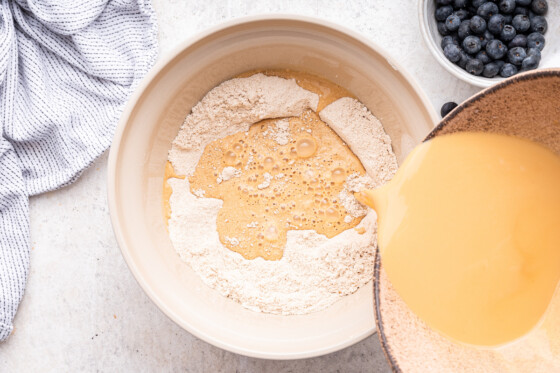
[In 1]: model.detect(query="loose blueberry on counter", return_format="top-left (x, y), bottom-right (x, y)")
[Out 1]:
top-left (488, 14), bottom-right (506, 34)
top-left (508, 34), bottom-right (527, 48)
top-left (466, 58), bottom-right (484, 75)
top-left (512, 14), bottom-right (531, 32)
top-left (507, 46), bottom-right (527, 65)
top-left (436, 5), bottom-right (455, 21)
top-left (500, 25), bottom-right (517, 41)
top-left (530, 16), bottom-right (547, 34)
top-left (499, 0), bottom-right (516, 13)
top-left (463, 35), bottom-right (482, 54)
top-left (531, 0), bottom-right (548, 15)
top-left (521, 54), bottom-right (539, 70)
top-left (500, 62), bottom-right (518, 77)
top-left (446, 14), bottom-right (462, 31)
top-left (478, 2), bottom-right (499, 20)
top-left (527, 32), bottom-right (545, 50)
top-left (444, 44), bottom-right (462, 62)
top-left (482, 62), bottom-right (501, 77)
top-left (441, 102), bottom-right (458, 117)
top-left (486, 39), bottom-right (508, 59)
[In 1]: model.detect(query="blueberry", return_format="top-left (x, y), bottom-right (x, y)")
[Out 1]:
top-left (441, 35), bottom-right (458, 50)
top-left (436, 0), bottom-right (453, 4)
top-left (513, 6), bottom-right (530, 16)
top-left (527, 32), bottom-right (545, 50)
top-left (508, 34), bottom-right (527, 48)
top-left (458, 20), bottom-right (473, 40)
top-left (454, 9), bottom-right (470, 20)
top-left (466, 58), bottom-right (484, 75)
top-left (530, 16), bottom-right (547, 34)
top-left (512, 14), bottom-right (531, 32)
top-left (457, 49), bottom-right (471, 68)
top-left (453, 0), bottom-right (469, 8)
top-left (531, 0), bottom-right (548, 15)
top-left (446, 14), bottom-right (462, 32)
top-left (440, 102), bottom-right (458, 117)
top-left (507, 46), bottom-right (527, 65)
top-left (499, 0), bottom-right (516, 13)
top-left (444, 44), bottom-right (462, 62)
top-left (436, 5), bottom-right (454, 21)
top-left (500, 62), bottom-right (518, 77)
top-left (516, 0), bottom-right (532, 5)
top-left (527, 47), bottom-right (541, 58)
top-left (486, 39), bottom-right (508, 59)
top-left (437, 21), bottom-right (450, 36)
top-left (476, 50), bottom-right (492, 64)
top-left (482, 30), bottom-right (495, 48)
top-left (500, 25), bottom-right (517, 42)
top-left (473, 0), bottom-right (489, 7)
top-left (521, 55), bottom-right (540, 70)
top-left (483, 62), bottom-right (501, 77)
top-left (463, 35), bottom-right (482, 54)
top-left (488, 14), bottom-right (505, 34)
top-left (478, 2), bottom-right (499, 20)
top-left (469, 15), bottom-right (487, 34)
top-left (495, 60), bottom-right (506, 70)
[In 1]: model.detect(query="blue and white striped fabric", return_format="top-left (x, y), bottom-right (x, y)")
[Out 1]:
top-left (0, 0), bottom-right (158, 341)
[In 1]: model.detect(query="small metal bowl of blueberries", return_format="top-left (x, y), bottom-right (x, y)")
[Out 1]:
top-left (420, 0), bottom-right (559, 87)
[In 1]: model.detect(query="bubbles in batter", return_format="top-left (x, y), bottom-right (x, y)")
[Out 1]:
top-left (224, 150), bottom-right (237, 166)
top-left (295, 137), bottom-right (317, 158)
top-left (331, 167), bottom-right (346, 183)
top-left (189, 111), bottom-right (367, 260)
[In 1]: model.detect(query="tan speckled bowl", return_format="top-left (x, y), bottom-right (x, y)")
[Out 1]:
top-left (375, 69), bottom-right (560, 372)
top-left (107, 15), bottom-right (437, 359)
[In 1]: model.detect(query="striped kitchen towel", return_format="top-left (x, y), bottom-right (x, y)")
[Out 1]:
top-left (0, 0), bottom-right (158, 341)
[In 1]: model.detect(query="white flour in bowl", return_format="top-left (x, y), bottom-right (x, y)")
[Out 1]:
top-left (167, 73), bottom-right (398, 315)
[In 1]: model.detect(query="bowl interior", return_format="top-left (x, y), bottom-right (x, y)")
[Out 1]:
top-left (375, 70), bottom-right (560, 372)
top-left (109, 17), bottom-right (436, 359)
top-left (421, 0), bottom-right (560, 88)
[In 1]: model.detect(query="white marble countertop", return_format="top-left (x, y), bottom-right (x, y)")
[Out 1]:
top-left (0, 1), bottom-right (479, 371)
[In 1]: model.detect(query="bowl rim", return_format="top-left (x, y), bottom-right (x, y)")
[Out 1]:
top-left (107, 13), bottom-right (439, 360)
top-left (374, 68), bottom-right (560, 372)
top-left (418, 0), bottom-right (505, 88)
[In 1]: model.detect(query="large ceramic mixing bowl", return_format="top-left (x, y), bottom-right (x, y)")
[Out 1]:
top-left (108, 15), bottom-right (437, 359)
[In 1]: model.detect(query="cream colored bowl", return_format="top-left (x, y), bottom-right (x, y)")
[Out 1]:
top-left (108, 15), bottom-right (437, 359)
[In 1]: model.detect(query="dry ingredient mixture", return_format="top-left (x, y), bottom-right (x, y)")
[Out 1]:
top-left (165, 71), bottom-right (398, 314)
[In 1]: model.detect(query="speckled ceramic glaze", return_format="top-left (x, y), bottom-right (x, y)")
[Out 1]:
top-left (375, 69), bottom-right (560, 372)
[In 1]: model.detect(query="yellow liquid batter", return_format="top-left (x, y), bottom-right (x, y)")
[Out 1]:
top-left (165, 70), bottom-right (367, 260)
top-left (357, 132), bottom-right (560, 347)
